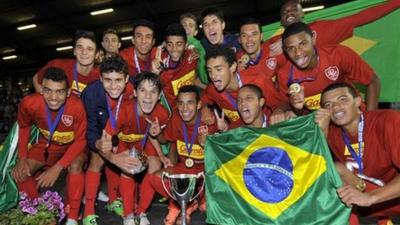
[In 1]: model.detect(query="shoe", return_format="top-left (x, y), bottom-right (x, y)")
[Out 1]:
top-left (139, 212), bottom-right (151, 225)
top-left (97, 190), bottom-right (109, 202)
top-left (82, 215), bottom-right (99, 225)
top-left (106, 199), bottom-right (124, 216)
top-left (163, 205), bottom-right (180, 225)
top-left (123, 213), bottom-right (136, 225)
top-left (65, 218), bottom-right (78, 225)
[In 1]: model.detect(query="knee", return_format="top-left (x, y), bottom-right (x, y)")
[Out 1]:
top-left (87, 153), bottom-right (105, 172)
top-left (68, 154), bottom-right (85, 173)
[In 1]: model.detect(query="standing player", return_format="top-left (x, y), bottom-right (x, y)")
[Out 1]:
top-left (81, 56), bottom-right (137, 225)
top-left (200, 7), bottom-right (241, 52)
top-left (278, 22), bottom-right (380, 115)
top-left (120, 20), bottom-right (157, 79)
top-left (102, 28), bottom-right (121, 58)
top-left (33, 29), bottom-right (100, 95)
top-left (12, 68), bottom-right (87, 225)
top-left (316, 83), bottom-right (400, 225)
top-left (151, 23), bottom-right (201, 108)
top-left (140, 85), bottom-right (216, 225)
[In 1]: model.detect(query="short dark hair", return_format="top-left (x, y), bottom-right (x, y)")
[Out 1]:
top-left (74, 29), bottom-right (97, 48)
top-left (240, 18), bottom-right (263, 34)
top-left (321, 82), bottom-right (358, 99)
top-left (132, 19), bottom-right (155, 36)
top-left (201, 7), bottom-right (224, 24)
top-left (100, 55), bottom-right (129, 76)
top-left (205, 45), bottom-right (236, 66)
top-left (178, 85), bottom-right (200, 102)
top-left (165, 23), bottom-right (187, 42)
top-left (280, 0), bottom-right (301, 14)
top-left (102, 28), bottom-right (120, 40)
top-left (239, 84), bottom-right (264, 99)
top-left (43, 67), bottom-right (69, 85)
top-left (180, 13), bottom-right (198, 25)
top-left (134, 72), bottom-right (162, 93)
top-left (282, 22), bottom-right (313, 43)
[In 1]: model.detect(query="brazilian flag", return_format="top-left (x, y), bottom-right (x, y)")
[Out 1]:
top-left (0, 123), bottom-right (39, 212)
top-left (205, 114), bottom-right (350, 225)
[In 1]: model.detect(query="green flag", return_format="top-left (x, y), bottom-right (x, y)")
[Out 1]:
top-left (0, 123), bottom-right (39, 212)
top-left (261, 0), bottom-right (399, 102)
top-left (205, 114), bottom-right (350, 225)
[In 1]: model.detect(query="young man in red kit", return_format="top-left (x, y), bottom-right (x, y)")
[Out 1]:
top-left (33, 29), bottom-right (100, 95)
top-left (237, 84), bottom-right (269, 128)
top-left (202, 45), bottom-right (284, 129)
top-left (151, 23), bottom-right (202, 108)
top-left (315, 83), bottom-right (400, 225)
top-left (120, 20), bottom-right (157, 79)
top-left (142, 85), bottom-right (217, 225)
top-left (102, 28), bottom-right (121, 58)
top-left (277, 22), bottom-right (380, 116)
top-left (102, 71), bottom-right (170, 225)
top-left (81, 56), bottom-right (138, 225)
top-left (12, 67), bottom-right (87, 225)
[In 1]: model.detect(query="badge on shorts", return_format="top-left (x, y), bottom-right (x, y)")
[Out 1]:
top-left (62, 115), bottom-right (73, 127)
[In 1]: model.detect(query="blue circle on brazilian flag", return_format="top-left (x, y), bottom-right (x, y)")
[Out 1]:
top-left (243, 147), bottom-right (294, 203)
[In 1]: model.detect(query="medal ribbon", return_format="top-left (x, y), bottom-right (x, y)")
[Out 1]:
top-left (164, 55), bottom-right (180, 70)
top-left (224, 73), bottom-right (243, 110)
top-left (341, 114), bottom-right (365, 174)
top-left (134, 101), bottom-right (150, 149)
top-left (181, 115), bottom-right (201, 158)
top-left (248, 50), bottom-right (263, 66)
top-left (262, 114), bottom-right (268, 128)
top-left (45, 105), bottom-right (65, 160)
top-left (286, 64), bottom-right (316, 86)
top-left (105, 94), bottom-right (123, 134)
top-left (134, 50), bottom-right (151, 74)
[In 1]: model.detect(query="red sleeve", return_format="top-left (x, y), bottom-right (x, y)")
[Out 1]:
top-left (57, 99), bottom-right (87, 168)
top-left (336, 45), bottom-right (375, 85)
top-left (200, 85), bottom-right (215, 105)
top-left (163, 114), bottom-right (179, 142)
top-left (17, 96), bottom-right (35, 159)
top-left (336, 1), bottom-right (400, 29)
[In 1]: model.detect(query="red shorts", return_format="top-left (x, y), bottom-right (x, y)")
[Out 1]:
top-left (27, 143), bottom-right (88, 167)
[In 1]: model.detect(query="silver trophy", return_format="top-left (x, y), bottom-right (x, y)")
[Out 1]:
top-left (161, 172), bottom-right (205, 225)
top-left (127, 147), bottom-right (147, 174)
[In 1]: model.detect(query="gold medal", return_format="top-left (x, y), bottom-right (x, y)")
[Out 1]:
top-left (289, 83), bottom-right (301, 94)
top-left (240, 54), bottom-right (250, 65)
top-left (185, 158), bottom-right (194, 168)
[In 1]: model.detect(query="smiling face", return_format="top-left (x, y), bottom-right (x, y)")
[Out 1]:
top-left (237, 87), bottom-right (264, 127)
top-left (102, 33), bottom-right (121, 55)
top-left (74, 37), bottom-right (97, 67)
top-left (41, 79), bottom-right (70, 111)
top-left (283, 31), bottom-right (317, 70)
top-left (132, 26), bottom-right (155, 57)
top-left (101, 71), bottom-right (129, 99)
top-left (239, 23), bottom-right (262, 58)
top-left (202, 15), bottom-right (225, 45)
top-left (165, 35), bottom-right (186, 62)
top-left (206, 56), bottom-right (237, 92)
top-left (177, 92), bottom-right (201, 124)
top-left (134, 79), bottom-right (160, 115)
top-left (321, 87), bottom-right (361, 131)
top-left (280, 1), bottom-right (304, 28)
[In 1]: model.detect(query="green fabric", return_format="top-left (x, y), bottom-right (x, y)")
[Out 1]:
top-left (261, 0), bottom-right (399, 102)
top-left (205, 114), bottom-right (350, 225)
top-left (0, 123), bottom-right (39, 212)
top-left (188, 36), bottom-right (208, 84)
top-left (159, 92), bottom-right (171, 155)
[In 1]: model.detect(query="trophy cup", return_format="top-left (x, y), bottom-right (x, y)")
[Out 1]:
top-left (161, 172), bottom-right (205, 225)
top-left (127, 147), bottom-right (147, 175)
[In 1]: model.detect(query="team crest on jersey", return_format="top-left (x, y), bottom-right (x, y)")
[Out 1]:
top-left (324, 66), bottom-right (339, 81)
top-left (62, 115), bottom-right (73, 127)
top-left (198, 125), bottom-right (209, 135)
top-left (266, 57), bottom-right (277, 70)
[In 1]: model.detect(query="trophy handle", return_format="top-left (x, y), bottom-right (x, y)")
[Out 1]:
top-left (190, 172), bottom-right (205, 202)
top-left (161, 172), bottom-right (175, 200)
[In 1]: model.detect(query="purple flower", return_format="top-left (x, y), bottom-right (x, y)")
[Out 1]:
top-left (21, 206), bottom-right (37, 215)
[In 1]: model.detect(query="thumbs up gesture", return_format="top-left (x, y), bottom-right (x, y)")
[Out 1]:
top-left (95, 130), bottom-right (113, 153)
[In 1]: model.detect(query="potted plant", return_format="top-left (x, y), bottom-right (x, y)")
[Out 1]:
top-left (0, 191), bottom-right (65, 225)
